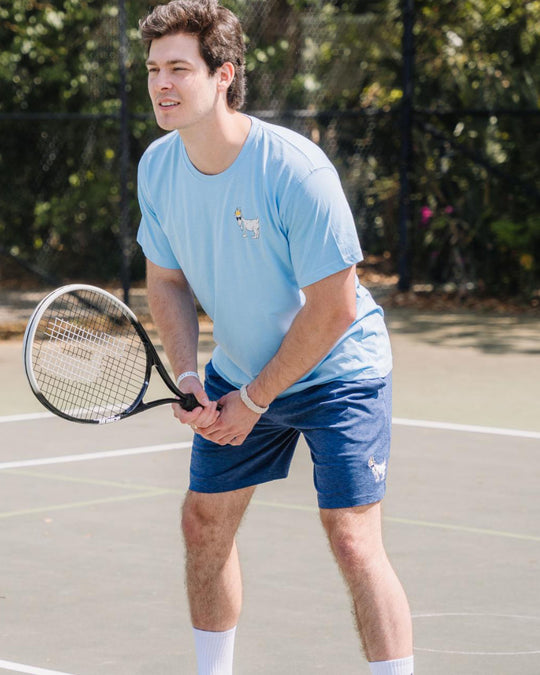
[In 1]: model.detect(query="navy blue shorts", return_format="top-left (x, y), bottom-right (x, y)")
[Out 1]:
top-left (190, 362), bottom-right (392, 509)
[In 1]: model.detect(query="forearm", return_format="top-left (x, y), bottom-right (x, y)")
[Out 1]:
top-left (146, 268), bottom-right (200, 380)
top-left (187, 266), bottom-right (357, 446)
top-left (193, 301), bottom-right (345, 448)
top-left (247, 299), bottom-right (353, 407)
top-left (246, 266), bottom-right (358, 408)
top-left (145, 262), bottom-right (219, 428)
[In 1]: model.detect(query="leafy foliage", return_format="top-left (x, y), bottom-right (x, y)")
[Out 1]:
top-left (0, 0), bottom-right (539, 298)
top-left (0, 0), bottom-right (130, 279)
top-left (410, 0), bottom-right (540, 297)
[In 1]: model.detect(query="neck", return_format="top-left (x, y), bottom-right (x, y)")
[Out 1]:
top-left (179, 109), bottom-right (251, 175)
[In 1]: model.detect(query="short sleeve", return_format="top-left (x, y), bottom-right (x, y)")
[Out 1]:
top-left (280, 167), bottom-right (363, 288)
top-left (136, 160), bottom-right (181, 270)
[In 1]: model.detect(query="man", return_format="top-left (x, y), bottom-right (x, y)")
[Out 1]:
top-left (137, 1), bottom-right (413, 673)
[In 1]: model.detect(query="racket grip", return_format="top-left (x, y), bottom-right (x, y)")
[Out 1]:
top-left (178, 393), bottom-right (223, 412)
top-left (180, 392), bottom-right (201, 411)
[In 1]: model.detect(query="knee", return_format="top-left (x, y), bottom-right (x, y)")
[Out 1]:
top-left (181, 487), bottom-right (253, 555)
top-left (329, 528), bottom-right (374, 573)
top-left (321, 508), bottom-right (385, 574)
top-left (181, 494), bottom-right (235, 553)
top-left (181, 499), bottom-right (204, 549)
top-left (181, 496), bottom-right (216, 550)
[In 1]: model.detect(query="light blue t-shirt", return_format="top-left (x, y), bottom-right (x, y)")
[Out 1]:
top-left (137, 116), bottom-right (392, 395)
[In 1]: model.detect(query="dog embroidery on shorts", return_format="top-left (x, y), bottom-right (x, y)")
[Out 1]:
top-left (235, 208), bottom-right (260, 239)
top-left (368, 456), bottom-right (387, 483)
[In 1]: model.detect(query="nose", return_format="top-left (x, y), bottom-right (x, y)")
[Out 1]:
top-left (151, 71), bottom-right (173, 92)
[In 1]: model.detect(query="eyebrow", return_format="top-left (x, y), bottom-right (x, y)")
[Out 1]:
top-left (145, 58), bottom-right (192, 67)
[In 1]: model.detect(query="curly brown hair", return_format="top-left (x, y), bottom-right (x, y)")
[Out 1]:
top-left (140, 0), bottom-right (246, 110)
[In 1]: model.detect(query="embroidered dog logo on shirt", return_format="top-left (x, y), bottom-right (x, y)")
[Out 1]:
top-left (235, 208), bottom-right (260, 239)
top-left (368, 456), bottom-right (387, 483)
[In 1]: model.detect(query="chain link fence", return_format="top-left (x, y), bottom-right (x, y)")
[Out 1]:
top-left (1, 0), bottom-right (538, 301)
top-left (0, 0), bottom-right (402, 300)
top-left (0, 0), bottom-right (131, 287)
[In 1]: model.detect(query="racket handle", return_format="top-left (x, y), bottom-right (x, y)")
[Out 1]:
top-left (178, 393), bottom-right (223, 412)
top-left (179, 392), bottom-right (201, 411)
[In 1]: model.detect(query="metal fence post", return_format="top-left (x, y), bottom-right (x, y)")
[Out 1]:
top-left (397, 0), bottom-right (415, 292)
top-left (118, 0), bottom-right (131, 305)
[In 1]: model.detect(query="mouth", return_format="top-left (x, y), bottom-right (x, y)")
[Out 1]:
top-left (158, 100), bottom-right (180, 109)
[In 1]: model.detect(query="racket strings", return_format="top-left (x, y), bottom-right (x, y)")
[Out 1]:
top-left (31, 290), bottom-right (147, 421)
top-left (41, 317), bottom-right (126, 383)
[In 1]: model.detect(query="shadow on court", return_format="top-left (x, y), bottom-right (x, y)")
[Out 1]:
top-left (386, 307), bottom-right (540, 355)
top-left (0, 298), bottom-right (539, 674)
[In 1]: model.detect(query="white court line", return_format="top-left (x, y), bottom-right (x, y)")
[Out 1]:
top-left (1, 411), bottom-right (540, 439)
top-left (0, 659), bottom-right (76, 675)
top-left (0, 412), bottom-right (53, 423)
top-left (0, 442), bottom-right (192, 471)
top-left (392, 417), bottom-right (540, 439)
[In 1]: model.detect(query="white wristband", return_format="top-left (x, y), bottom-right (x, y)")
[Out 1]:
top-left (176, 371), bottom-right (200, 387)
top-left (240, 384), bottom-right (269, 415)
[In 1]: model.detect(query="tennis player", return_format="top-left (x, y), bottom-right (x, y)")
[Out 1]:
top-left (137, 1), bottom-right (413, 673)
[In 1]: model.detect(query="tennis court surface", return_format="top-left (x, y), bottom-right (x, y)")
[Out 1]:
top-left (1, 302), bottom-right (539, 674)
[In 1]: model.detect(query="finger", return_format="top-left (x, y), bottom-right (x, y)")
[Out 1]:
top-left (194, 388), bottom-right (211, 407)
top-left (171, 402), bottom-right (210, 425)
top-left (217, 393), bottom-right (231, 408)
top-left (223, 434), bottom-right (245, 446)
top-left (192, 404), bottom-right (220, 428)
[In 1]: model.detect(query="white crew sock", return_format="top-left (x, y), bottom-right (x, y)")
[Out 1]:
top-left (193, 626), bottom-right (237, 675)
top-left (369, 656), bottom-right (414, 675)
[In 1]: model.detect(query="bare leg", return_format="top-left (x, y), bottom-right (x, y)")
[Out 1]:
top-left (181, 486), bottom-right (255, 631)
top-left (320, 501), bottom-right (413, 662)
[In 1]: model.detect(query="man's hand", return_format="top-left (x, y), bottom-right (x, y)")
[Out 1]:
top-left (172, 375), bottom-right (220, 430)
top-left (194, 389), bottom-right (261, 446)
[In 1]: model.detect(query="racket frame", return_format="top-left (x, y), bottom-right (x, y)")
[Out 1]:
top-left (23, 284), bottom-right (199, 424)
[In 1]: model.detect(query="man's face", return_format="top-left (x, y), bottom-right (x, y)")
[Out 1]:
top-left (146, 32), bottom-right (220, 132)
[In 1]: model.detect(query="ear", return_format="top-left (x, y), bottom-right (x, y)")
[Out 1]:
top-left (216, 62), bottom-right (235, 93)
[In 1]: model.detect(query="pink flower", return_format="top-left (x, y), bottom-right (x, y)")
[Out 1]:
top-left (420, 206), bottom-right (433, 226)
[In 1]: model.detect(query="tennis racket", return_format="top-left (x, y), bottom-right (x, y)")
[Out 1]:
top-left (23, 284), bottom-right (200, 424)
